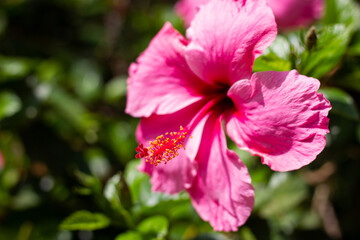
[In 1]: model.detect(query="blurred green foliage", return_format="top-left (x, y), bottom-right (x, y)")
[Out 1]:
top-left (0, 0), bottom-right (360, 239)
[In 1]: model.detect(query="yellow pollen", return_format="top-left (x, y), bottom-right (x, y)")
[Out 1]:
top-left (143, 126), bottom-right (188, 166)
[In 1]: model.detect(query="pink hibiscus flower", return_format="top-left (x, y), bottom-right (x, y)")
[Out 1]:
top-left (267, 0), bottom-right (324, 30)
top-left (176, 0), bottom-right (324, 30)
top-left (126, 0), bottom-right (331, 231)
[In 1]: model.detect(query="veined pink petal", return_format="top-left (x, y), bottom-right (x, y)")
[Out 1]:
top-left (188, 112), bottom-right (254, 231)
top-left (184, 0), bottom-right (277, 85)
top-left (226, 70), bottom-right (331, 171)
top-left (126, 22), bottom-right (208, 118)
top-left (176, 0), bottom-right (323, 31)
top-left (137, 101), bottom-right (210, 194)
top-left (175, 0), bottom-right (209, 27)
top-left (267, 0), bottom-right (324, 30)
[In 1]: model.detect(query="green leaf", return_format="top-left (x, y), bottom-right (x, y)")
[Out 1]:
top-left (115, 231), bottom-right (143, 240)
top-left (268, 209), bottom-right (303, 235)
top-left (70, 59), bottom-right (102, 102)
top-left (298, 210), bottom-right (321, 230)
top-left (59, 210), bottom-right (110, 231)
top-left (0, 57), bottom-right (34, 80)
top-left (300, 24), bottom-right (352, 78)
top-left (253, 53), bottom-right (292, 72)
top-left (137, 215), bottom-right (169, 240)
top-left (335, 69), bottom-right (360, 92)
top-left (239, 227), bottom-right (257, 240)
top-left (0, 91), bottom-right (21, 120)
top-left (253, 36), bottom-right (292, 72)
top-left (123, 159), bottom-right (147, 204)
top-left (36, 60), bottom-right (63, 83)
top-left (254, 173), bottom-right (308, 217)
top-left (191, 233), bottom-right (232, 240)
top-left (124, 159), bottom-right (189, 211)
top-left (123, 161), bottom-right (191, 222)
top-left (103, 76), bottom-right (127, 104)
top-left (348, 29), bottom-right (360, 56)
top-left (319, 87), bottom-right (359, 120)
top-left (103, 121), bottom-right (136, 162)
top-left (74, 171), bottom-right (102, 194)
top-left (323, 0), bottom-right (360, 26)
top-left (104, 172), bottom-right (133, 211)
top-left (12, 185), bottom-right (41, 210)
top-left (45, 87), bottom-right (99, 137)
top-left (86, 149), bottom-right (111, 180)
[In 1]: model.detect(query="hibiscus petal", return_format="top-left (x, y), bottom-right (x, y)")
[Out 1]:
top-left (137, 101), bottom-right (209, 194)
top-left (188, 113), bottom-right (254, 232)
top-left (184, 0), bottom-right (277, 86)
top-left (126, 22), bottom-right (208, 118)
top-left (268, 0), bottom-right (324, 30)
top-left (175, 0), bottom-right (209, 27)
top-left (226, 70), bottom-right (331, 171)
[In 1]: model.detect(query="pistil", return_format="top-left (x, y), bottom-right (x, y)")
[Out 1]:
top-left (135, 126), bottom-right (188, 166)
top-left (135, 96), bottom-right (226, 166)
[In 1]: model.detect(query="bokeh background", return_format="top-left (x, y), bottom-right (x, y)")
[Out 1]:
top-left (0, 0), bottom-right (360, 239)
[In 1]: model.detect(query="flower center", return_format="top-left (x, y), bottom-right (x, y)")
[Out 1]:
top-left (135, 126), bottom-right (188, 166)
top-left (204, 82), bottom-right (234, 110)
top-left (135, 96), bottom-right (227, 166)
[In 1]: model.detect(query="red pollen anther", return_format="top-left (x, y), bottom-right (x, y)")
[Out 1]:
top-left (135, 144), bottom-right (149, 159)
top-left (134, 126), bottom-right (188, 166)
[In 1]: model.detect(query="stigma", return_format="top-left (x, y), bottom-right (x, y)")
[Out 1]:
top-left (135, 126), bottom-right (188, 166)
